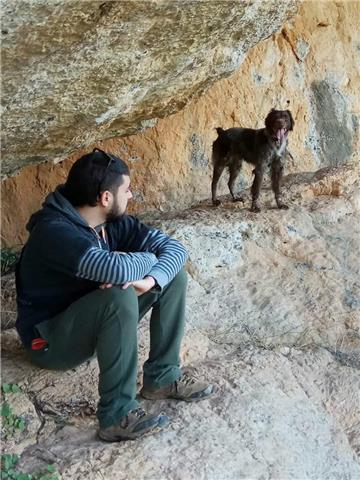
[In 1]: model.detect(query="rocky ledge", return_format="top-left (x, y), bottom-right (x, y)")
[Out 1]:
top-left (1, 164), bottom-right (359, 479)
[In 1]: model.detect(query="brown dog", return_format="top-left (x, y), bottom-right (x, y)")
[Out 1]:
top-left (211, 109), bottom-right (294, 212)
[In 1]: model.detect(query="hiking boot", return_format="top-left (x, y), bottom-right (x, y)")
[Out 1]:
top-left (140, 370), bottom-right (215, 402)
top-left (98, 407), bottom-right (169, 442)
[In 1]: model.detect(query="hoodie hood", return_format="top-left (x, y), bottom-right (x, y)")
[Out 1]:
top-left (26, 185), bottom-right (89, 233)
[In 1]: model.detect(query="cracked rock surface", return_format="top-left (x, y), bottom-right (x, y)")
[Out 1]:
top-left (1, 164), bottom-right (359, 479)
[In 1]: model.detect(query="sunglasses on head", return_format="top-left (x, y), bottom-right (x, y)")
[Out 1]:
top-left (93, 148), bottom-right (115, 196)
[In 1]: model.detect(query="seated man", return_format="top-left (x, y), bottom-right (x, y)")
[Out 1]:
top-left (15, 148), bottom-right (214, 442)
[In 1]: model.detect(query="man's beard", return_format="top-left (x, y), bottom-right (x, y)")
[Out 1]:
top-left (105, 200), bottom-right (124, 223)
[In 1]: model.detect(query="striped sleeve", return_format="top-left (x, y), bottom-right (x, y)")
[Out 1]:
top-left (76, 248), bottom-right (158, 284)
top-left (139, 229), bottom-right (188, 289)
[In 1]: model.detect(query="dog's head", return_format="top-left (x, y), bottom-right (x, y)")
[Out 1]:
top-left (265, 109), bottom-right (294, 144)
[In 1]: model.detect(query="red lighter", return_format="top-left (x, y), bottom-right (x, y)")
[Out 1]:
top-left (31, 337), bottom-right (49, 351)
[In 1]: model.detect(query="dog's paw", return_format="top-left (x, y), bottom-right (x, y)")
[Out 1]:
top-left (212, 200), bottom-right (222, 207)
top-left (250, 204), bottom-right (261, 213)
top-left (232, 196), bottom-right (245, 203)
top-left (277, 203), bottom-right (289, 210)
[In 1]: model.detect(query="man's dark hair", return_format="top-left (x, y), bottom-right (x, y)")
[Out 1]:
top-left (62, 149), bottom-right (130, 207)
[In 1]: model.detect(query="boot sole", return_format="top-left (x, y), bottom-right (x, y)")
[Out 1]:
top-left (140, 388), bottom-right (216, 403)
top-left (98, 416), bottom-right (169, 442)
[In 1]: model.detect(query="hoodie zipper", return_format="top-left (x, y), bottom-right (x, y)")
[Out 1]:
top-left (91, 226), bottom-right (106, 249)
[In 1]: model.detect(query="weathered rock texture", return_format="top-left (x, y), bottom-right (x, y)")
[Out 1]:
top-left (1, 0), bottom-right (298, 176)
top-left (2, 1), bottom-right (359, 247)
top-left (2, 164), bottom-right (360, 479)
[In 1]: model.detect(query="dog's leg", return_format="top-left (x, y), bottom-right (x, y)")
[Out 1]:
top-left (271, 158), bottom-right (288, 210)
top-left (212, 164), bottom-right (225, 206)
top-left (228, 160), bottom-right (244, 203)
top-left (287, 150), bottom-right (294, 162)
top-left (250, 165), bottom-right (264, 212)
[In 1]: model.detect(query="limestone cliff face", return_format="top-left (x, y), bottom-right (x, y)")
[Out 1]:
top-left (1, 0), bottom-right (297, 176)
top-left (1, 3), bottom-right (359, 474)
top-left (2, 1), bottom-right (359, 247)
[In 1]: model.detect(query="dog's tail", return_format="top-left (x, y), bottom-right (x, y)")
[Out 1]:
top-left (215, 127), bottom-right (226, 136)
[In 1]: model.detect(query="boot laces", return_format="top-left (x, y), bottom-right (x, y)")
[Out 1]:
top-left (130, 407), bottom-right (147, 419)
top-left (178, 370), bottom-right (198, 387)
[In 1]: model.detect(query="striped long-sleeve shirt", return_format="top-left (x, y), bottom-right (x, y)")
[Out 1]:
top-left (77, 216), bottom-right (188, 289)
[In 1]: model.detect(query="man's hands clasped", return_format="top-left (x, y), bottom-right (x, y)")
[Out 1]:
top-left (99, 250), bottom-right (157, 296)
top-left (99, 276), bottom-right (156, 296)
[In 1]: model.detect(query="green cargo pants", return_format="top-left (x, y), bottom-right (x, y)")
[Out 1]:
top-left (29, 269), bottom-right (187, 428)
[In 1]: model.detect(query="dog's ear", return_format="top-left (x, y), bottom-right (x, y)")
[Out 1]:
top-left (287, 110), bottom-right (295, 131)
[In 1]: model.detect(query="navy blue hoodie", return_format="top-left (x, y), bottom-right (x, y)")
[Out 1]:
top-left (16, 186), bottom-right (188, 347)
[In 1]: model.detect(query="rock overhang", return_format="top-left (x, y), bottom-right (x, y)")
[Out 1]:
top-left (1, 0), bottom-right (299, 177)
